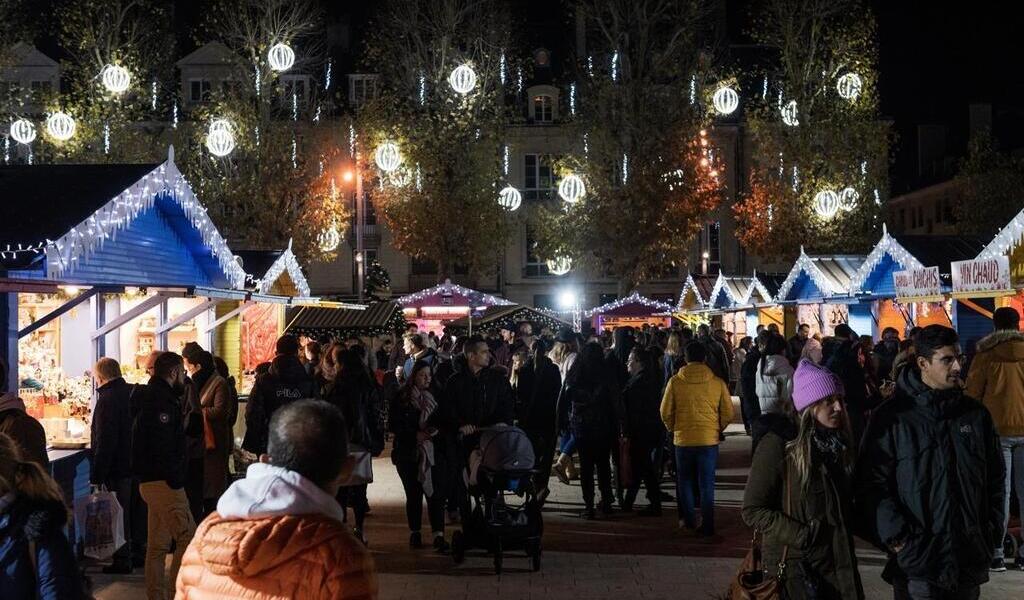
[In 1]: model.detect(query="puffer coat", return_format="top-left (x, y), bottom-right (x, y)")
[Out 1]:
top-left (175, 511), bottom-right (377, 599)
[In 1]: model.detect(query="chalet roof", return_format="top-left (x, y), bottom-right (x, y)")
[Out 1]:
top-left (176, 41), bottom-right (240, 67)
top-left (2, 42), bottom-right (59, 68)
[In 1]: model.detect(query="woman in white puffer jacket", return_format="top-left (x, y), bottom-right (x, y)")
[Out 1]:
top-left (755, 334), bottom-right (795, 414)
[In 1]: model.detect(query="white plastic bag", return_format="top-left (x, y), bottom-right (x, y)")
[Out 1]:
top-left (73, 487), bottom-right (125, 560)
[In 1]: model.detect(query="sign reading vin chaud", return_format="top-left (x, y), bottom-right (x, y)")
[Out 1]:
top-left (951, 255), bottom-right (1011, 294)
top-left (892, 266), bottom-right (941, 298)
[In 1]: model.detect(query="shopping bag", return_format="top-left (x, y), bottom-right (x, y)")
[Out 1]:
top-left (73, 487), bottom-right (125, 560)
top-left (618, 436), bottom-right (635, 489)
top-left (339, 444), bottom-right (373, 486)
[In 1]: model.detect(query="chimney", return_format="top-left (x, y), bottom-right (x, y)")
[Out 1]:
top-left (917, 124), bottom-right (947, 179)
top-left (968, 103), bottom-right (993, 139)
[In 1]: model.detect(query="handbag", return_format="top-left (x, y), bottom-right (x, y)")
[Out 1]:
top-left (340, 444), bottom-right (373, 486)
top-left (728, 464), bottom-right (791, 599)
top-left (618, 436), bottom-right (635, 488)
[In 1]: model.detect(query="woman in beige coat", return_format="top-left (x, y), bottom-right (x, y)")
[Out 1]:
top-left (183, 345), bottom-right (233, 515)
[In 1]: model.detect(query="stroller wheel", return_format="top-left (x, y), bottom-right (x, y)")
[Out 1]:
top-left (451, 530), bottom-right (465, 565)
top-left (493, 538), bottom-right (503, 574)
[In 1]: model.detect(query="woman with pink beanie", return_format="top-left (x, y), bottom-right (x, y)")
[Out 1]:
top-left (741, 359), bottom-right (864, 599)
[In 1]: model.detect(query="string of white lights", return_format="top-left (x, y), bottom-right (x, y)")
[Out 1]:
top-left (396, 280), bottom-right (514, 308)
top-left (586, 291), bottom-right (673, 318)
top-left (847, 224), bottom-right (924, 294)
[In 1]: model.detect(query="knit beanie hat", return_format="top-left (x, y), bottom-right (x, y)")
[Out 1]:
top-left (792, 358), bottom-right (844, 412)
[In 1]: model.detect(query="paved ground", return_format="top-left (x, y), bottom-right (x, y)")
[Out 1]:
top-left (93, 425), bottom-right (1024, 599)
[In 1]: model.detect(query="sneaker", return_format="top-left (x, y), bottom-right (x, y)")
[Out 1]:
top-left (409, 531), bottom-right (423, 549)
top-left (353, 528), bottom-right (368, 546)
top-left (1015, 555), bottom-right (1024, 571)
top-left (990, 557), bottom-right (1007, 572)
top-left (433, 535), bottom-right (450, 554)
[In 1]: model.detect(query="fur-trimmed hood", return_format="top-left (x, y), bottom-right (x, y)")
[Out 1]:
top-left (975, 328), bottom-right (1024, 357)
top-left (0, 496), bottom-right (69, 542)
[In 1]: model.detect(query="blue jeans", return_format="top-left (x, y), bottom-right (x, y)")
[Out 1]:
top-left (675, 444), bottom-right (718, 534)
top-left (995, 435), bottom-right (1024, 559)
top-left (559, 432), bottom-right (576, 455)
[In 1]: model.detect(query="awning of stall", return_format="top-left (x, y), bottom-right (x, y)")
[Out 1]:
top-left (445, 304), bottom-right (571, 334)
top-left (674, 273), bottom-right (717, 314)
top-left (846, 224), bottom-right (927, 300)
top-left (585, 291), bottom-right (675, 330)
top-left (237, 240), bottom-right (312, 299)
top-left (396, 279), bottom-right (512, 332)
top-left (890, 234), bottom-right (988, 301)
top-left (774, 248), bottom-right (866, 304)
top-left (0, 148), bottom-right (247, 290)
top-left (286, 301), bottom-right (401, 338)
top-left (705, 273), bottom-right (776, 312)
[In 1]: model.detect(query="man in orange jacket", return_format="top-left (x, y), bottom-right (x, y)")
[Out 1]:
top-left (176, 400), bottom-right (377, 599)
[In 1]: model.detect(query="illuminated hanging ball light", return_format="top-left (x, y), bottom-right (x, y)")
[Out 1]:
top-left (9, 118), bottom-right (36, 144)
top-left (836, 72), bottom-right (863, 101)
top-left (389, 166), bottom-right (412, 187)
top-left (45, 112), bottom-right (76, 141)
top-left (448, 64), bottom-right (477, 95)
top-left (558, 174), bottom-right (586, 204)
top-left (205, 119), bottom-right (236, 157)
top-left (838, 187), bottom-right (859, 212)
top-left (547, 256), bottom-right (572, 276)
top-left (374, 141), bottom-right (402, 172)
top-left (498, 185), bottom-right (522, 211)
top-left (318, 226), bottom-right (341, 252)
top-left (267, 42), bottom-right (296, 72)
top-left (101, 64), bottom-right (131, 94)
top-left (814, 190), bottom-right (840, 219)
top-left (712, 86), bottom-right (739, 115)
top-left (781, 100), bottom-right (799, 126)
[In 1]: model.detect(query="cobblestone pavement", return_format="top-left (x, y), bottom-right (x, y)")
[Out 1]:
top-left (93, 425), bottom-right (1023, 599)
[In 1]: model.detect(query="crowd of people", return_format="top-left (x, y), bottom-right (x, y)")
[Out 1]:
top-left (0, 306), bottom-right (1022, 599)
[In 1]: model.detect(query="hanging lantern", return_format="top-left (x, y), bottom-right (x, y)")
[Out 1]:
top-left (712, 86), bottom-right (739, 115)
top-left (558, 174), bottom-right (586, 204)
top-left (836, 73), bottom-right (862, 101)
top-left (814, 190), bottom-right (840, 219)
top-left (838, 187), bottom-right (859, 212)
top-left (781, 100), bottom-right (799, 126)
top-left (498, 185), bottom-right (522, 211)
top-left (318, 226), bottom-right (341, 252)
top-left (374, 142), bottom-right (402, 172)
top-left (267, 43), bottom-right (296, 72)
top-left (546, 256), bottom-right (572, 276)
top-left (389, 166), bottom-right (412, 187)
top-left (101, 64), bottom-right (131, 94)
top-left (205, 119), bottom-right (236, 157)
top-left (448, 64), bottom-right (477, 95)
top-left (45, 112), bottom-right (76, 141)
top-left (9, 119), bottom-right (36, 144)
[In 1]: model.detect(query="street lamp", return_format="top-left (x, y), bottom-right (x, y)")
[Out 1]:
top-left (558, 288), bottom-right (582, 333)
top-left (339, 160), bottom-right (364, 302)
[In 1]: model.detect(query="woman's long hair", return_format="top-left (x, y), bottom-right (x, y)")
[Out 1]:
top-left (549, 339), bottom-right (577, 367)
top-left (785, 397), bottom-right (856, 491)
top-left (0, 433), bottom-right (65, 506)
top-left (760, 333), bottom-right (787, 376)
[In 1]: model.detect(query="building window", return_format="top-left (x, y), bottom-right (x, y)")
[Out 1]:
top-left (411, 257), bottom-right (437, 276)
top-left (532, 95), bottom-right (553, 123)
top-left (943, 198), bottom-right (955, 224)
top-left (916, 206), bottom-right (924, 230)
top-left (29, 80), bottom-right (51, 98)
top-left (348, 74), bottom-right (378, 108)
top-left (524, 225), bottom-right (549, 277)
top-left (281, 76), bottom-right (308, 108)
top-left (189, 79), bottom-right (211, 103)
top-left (523, 154), bottom-right (555, 201)
top-left (533, 294), bottom-right (556, 310)
top-left (705, 222), bottom-right (721, 275)
top-left (900, 208), bottom-right (906, 230)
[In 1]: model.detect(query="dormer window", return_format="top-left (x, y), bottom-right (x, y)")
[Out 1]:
top-left (533, 95), bottom-right (553, 123)
top-left (189, 79), bottom-right (211, 103)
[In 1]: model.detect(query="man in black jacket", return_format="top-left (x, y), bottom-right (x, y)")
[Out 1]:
top-left (739, 330), bottom-right (768, 437)
top-left (131, 352), bottom-right (196, 600)
top-left (90, 358), bottom-right (138, 574)
top-left (856, 325), bottom-right (1004, 599)
top-left (242, 335), bottom-right (318, 455)
top-left (515, 338), bottom-right (562, 501)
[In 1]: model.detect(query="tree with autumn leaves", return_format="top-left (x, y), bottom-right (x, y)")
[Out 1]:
top-left (357, 0), bottom-right (516, 281)
top-left (733, 0), bottom-right (890, 261)
top-left (532, 0), bottom-right (723, 292)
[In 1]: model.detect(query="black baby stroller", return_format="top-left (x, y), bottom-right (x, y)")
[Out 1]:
top-left (451, 425), bottom-right (544, 574)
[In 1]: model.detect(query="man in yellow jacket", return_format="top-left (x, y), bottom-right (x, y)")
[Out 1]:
top-left (661, 341), bottom-right (733, 536)
top-left (965, 306), bottom-right (1024, 572)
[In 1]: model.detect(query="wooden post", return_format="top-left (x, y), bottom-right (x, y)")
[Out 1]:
top-left (1, 293), bottom-right (16, 393)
